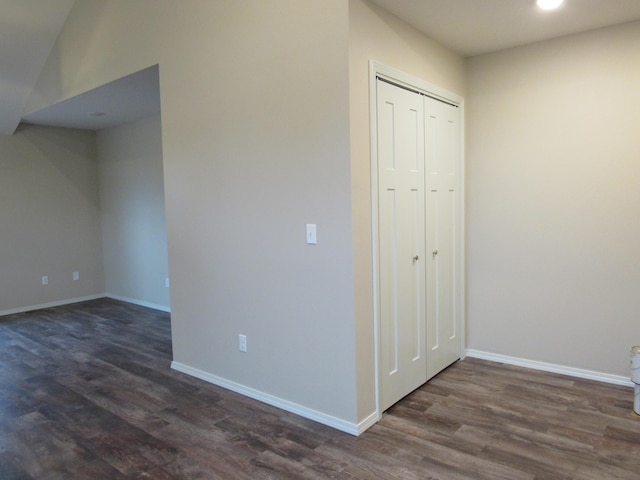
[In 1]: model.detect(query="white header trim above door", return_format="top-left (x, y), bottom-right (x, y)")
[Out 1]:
top-left (370, 61), bottom-right (464, 108)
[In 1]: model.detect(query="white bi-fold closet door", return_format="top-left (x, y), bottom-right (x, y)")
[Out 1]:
top-left (375, 75), bottom-right (463, 412)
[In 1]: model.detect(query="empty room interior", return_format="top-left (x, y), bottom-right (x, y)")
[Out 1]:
top-left (1, 0), bottom-right (639, 478)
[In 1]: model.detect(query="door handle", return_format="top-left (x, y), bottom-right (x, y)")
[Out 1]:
top-left (412, 255), bottom-right (419, 263)
top-left (432, 250), bottom-right (438, 258)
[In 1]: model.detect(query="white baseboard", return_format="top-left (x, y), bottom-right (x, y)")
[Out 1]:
top-left (0, 294), bottom-right (106, 317)
top-left (171, 361), bottom-right (370, 436)
top-left (0, 294), bottom-right (171, 318)
top-left (105, 293), bottom-right (170, 313)
top-left (356, 410), bottom-right (380, 435)
top-left (466, 349), bottom-right (634, 387)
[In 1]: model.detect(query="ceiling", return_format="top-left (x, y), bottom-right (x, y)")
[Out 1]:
top-left (0, 0), bottom-right (75, 135)
top-left (2, 0), bottom-right (640, 135)
top-left (21, 65), bottom-right (161, 131)
top-left (369, 0), bottom-right (640, 57)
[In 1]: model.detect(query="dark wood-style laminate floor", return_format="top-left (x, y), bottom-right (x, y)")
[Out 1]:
top-left (1, 299), bottom-right (639, 479)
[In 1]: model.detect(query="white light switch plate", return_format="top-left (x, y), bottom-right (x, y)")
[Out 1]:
top-left (306, 224), bottom-right (317, 244)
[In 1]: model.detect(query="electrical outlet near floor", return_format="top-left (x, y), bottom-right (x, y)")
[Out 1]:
top-left (73, 271), bottom-right (80, 281)
top-left (238, 334), bottom-right (247, 353)
top-left (41, 275), bottom-right (49, 286)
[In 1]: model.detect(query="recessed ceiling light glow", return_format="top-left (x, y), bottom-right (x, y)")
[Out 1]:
top-left (537, 0), bottom-right (564, 9)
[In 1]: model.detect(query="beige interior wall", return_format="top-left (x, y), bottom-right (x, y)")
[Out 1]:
top-left (97, 115), bottom-right (169, 310)
top-left (15, 0), bottom-right (633, 431)
top-left (348, 0), bottom-right (466, 420)
top-left (0, 125), bottom-right (104, 313)
top-left (466, 22), bottom-right (640, 377)
top-left (27, 0), bottom-right (358, 424)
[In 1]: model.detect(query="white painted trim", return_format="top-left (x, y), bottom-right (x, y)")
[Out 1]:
top-left (371, 61), bottom-right (464, 107)
top-left (466, 349), bottom-right (634, 387)
top-left (356, 410), bottom-right (380, 435)
top-left (457, 98), bottom-right (467, 362)
top-left (105, 293), bottom-right (171, 313)
top-left (369, 60), bottom-right (466, 418)
top-left (0, 294), bottom-right (106, 317)
top-left (171, 361), bottom-right (365, 436)
top-left (368, 60), bottom-right (382, 419)
top-left (0, 293), bottom-right (171, 317)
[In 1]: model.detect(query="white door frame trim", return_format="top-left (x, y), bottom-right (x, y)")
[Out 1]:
top-left (369, 60), bottom-right (466, 419)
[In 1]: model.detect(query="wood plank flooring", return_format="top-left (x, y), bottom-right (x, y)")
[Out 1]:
top-left (1, 298), bottom-right (638, 479)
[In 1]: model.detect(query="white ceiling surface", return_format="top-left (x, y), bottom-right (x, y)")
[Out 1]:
top-left (3, 1), bottom-right (640, 134)
top-left (369, 0), bottom-right (640, 57)
top-left (21, 65), bottom-right (161, 131)
top-left (0, 0), bottom-right (75, 135)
